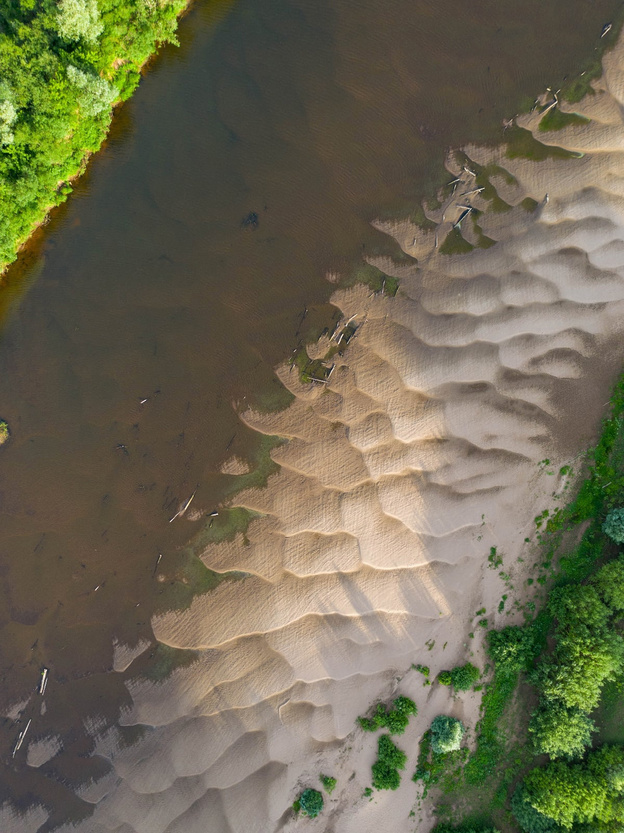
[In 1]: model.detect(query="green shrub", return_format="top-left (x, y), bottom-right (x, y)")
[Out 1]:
top-left (603, 508), bottom-right (624, 544)
top-left (450, 663), bottom-right (480, 691)
top-left (299, 788), bottom-right (324, 818)
top-left (438, 670), bottom-right (453, 686)
top-left (320, 774), bottom-right (336, 794)
top-left (0, 420), bottom-right (9, 445)
top-left (528, 703), bottom-right (595, 759)
top-left (358, 696), bottom-right (417, 735)
top-left (430, 715), bottom-right (465, 754)
top-left (371, 734), bottom-right (407, 790)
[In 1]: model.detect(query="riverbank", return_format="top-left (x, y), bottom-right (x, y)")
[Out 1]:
top-left (0, 0), bottom-right (231, 276)
top-left (50, 28), bottom-right (624, 833)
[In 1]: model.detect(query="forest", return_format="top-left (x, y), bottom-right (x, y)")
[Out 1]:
top-left (0, 0), bottom-right (186, 270)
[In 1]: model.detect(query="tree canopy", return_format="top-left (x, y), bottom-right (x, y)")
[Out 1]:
top-left (0, 0), bottom-right (186, 270)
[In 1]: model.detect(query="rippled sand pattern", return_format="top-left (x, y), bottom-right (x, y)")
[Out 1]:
top-left (49, 36), bottom-right (624, 833)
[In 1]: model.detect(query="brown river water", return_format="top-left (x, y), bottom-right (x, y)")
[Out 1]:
top-left (0, 0), bottom-right (621, 826)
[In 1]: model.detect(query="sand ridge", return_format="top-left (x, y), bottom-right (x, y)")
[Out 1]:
top-left (29, 32), bottom-right (624, 833)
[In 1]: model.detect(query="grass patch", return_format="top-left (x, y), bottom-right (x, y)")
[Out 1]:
top-left (520, 197), bottom-right (539, 213)
top-left (344, 263), bottom-right (400, 297)
top-left (439, 228), bottom-right (474, 255)
top-left (504, 125), bottom-right (579, 161)
top-left (538, 108), bottom-right (590, 132)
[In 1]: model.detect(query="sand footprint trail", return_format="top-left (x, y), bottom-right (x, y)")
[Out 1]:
top-left (48, 34), bottom-right (624, 833)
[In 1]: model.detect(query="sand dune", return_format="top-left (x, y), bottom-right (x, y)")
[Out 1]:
top-left (39, 32), bottom-right (624, 833)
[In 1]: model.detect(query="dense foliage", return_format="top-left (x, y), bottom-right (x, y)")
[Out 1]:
top-left (430, 715), bottom-right (465, 754)
top-left (514, 746), bottom-right (624, 831)
top-left (371, 734), bottom-right (407, 790)
top-left (528, 571), bottom-right (624, 758)
top-left (298, 788), bottom-right (324, 818)
top-left (436, 664), bottom-right (480, 690)
top-left (357, 695), bottom-right (417, 735)
top-left (450, 663), bottom-right (481, 691)
top-left (0, 0), bottom-right (186, 270)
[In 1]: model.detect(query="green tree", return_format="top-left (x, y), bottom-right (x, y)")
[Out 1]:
top-left (593, 557), bottom-right (624, 612)
top-left (430, 715), bottom-right (465, 754)
top-left (603, 508), bottom-right (624, 544)
top-left (66, 65), bottom-right (117, 116)
top-left (512, 785), bottom-right (559, 833)
top-left (533, 630), bottom-right (624, 712)
top-left (528, 703), bottom-right (595, 759)
top-left (516, 747), bottom-right (624, 830)
top-left (56, 0), bottom-right (103, 43)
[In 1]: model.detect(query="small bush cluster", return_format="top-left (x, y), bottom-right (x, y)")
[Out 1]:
top-left (298, 788), bottom-right (324, 818)
top-left (319, 774), bottom-right (336, 794)
top-left (358, 695), bottom-right (417, 735)
top-left (437, 664), bottom-right (480, 691)
top-left (371, 734), bottom-right (407, 790)
top-left (450, 663), bottom-right (480, 691)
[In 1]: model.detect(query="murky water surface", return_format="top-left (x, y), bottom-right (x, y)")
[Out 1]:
top-left (0, 0), bottom-right (620, 824)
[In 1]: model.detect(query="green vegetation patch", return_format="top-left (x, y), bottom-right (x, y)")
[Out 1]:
top-left (520, 197), bottom-right (539, 213)
top-left (139, 643), bottom-right (199, 683)
top-left (504, 125), bottom-right (579, 161)
top-left (320, 774), bottom-right (336, 794)
top-left (538, 108), bottom-right (590, 132)
top-left (343, 263), bottom-right (400, 297)
top-left (0, 419), bottom-right (9, 444)
top-left (413, 727), bottom-right (468, 799)
top-left (358, 695), bottom-right (417, 735)
top-left (439, 227), bottom-right (474, 255)
top-left (297, 788), bottom-right (324, 818)
top-left (371, 734), bottom-right (407, 790)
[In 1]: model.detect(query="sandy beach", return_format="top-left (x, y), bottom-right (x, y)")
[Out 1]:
top-left (12, 30), bottom-right (624, 833)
